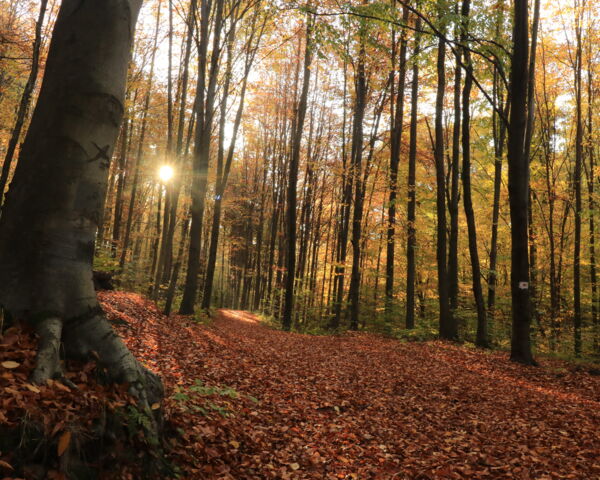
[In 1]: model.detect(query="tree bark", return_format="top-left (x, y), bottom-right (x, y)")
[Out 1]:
top-left (0, 0), bottom-right (48, 207)
top-left (573, 1), bottom-right (583, 356)
top-left (508, 0), bottom-right (535, 365)
top-left (0, 0), bottom-right (162, 404)
top-left (406, 17), bottom-right (421, 329)
top-left (282, 15), bottom-right (312, 331)
top-left (385, 6), bottom-right (409, 318)
top-left (180, 0), bottom-right (225, 314)
top-left (434, 31), bottom-right (455, 340)
top-left (460, 0), bottom-right (488, 348)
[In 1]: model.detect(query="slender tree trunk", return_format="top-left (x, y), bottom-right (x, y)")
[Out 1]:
top-left (586, 37), bottom-right (599, 352)
top-left (385, 6), bottom-right (409, 318)
top-left (165, 212), bottom-right (190, 316)
top-left (119, 2), bottom-right (161, 270)
top-left (571, 1), bottom-right (584, 356)
top-left (331, 38), bottom-right (351, 329)
top-left (160, 0), bottom-right (196, 286)
top-left (508, 0), bottom-right (535, 365)
top-left (448, 6), bottom-right (462, 313)
top-left (0, 0), bottom-right (48, 206)
top-left (434, 31), bottom-right (455, 340)
top-left (282, 15), bottom-right (312, 331)
top-left (487, 70), bottom-right (507, 333)
top-left (180, 0), bottom-right (225, 314)
top-left (460, 0), bottom-right (488, 347)
top-left (347, 40), bottom-right (367, 331)
top-left (406, 18), bottom-right (421, 329)
top-left (202, 12), bottom-right (264, 308)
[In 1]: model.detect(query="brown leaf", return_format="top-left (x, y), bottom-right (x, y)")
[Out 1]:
top-left (25, 383), bottom-right (41, 394)
top-left (1, 361), bottom-right (20, 369)
top-left (57, 431), bottom-right (71, 456)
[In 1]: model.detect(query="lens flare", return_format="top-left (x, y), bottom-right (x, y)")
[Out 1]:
top-left (159, 165), bottom-right (174, 182)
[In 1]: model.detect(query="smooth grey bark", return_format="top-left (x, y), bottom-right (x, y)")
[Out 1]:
top-left (0, 0), bottom-right (161, 404)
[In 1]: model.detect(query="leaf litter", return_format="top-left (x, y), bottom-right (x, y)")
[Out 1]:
top-left (1, 291), bottom-right (599, 479)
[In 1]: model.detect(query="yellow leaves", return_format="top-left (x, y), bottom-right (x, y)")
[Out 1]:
top-left (229, 440), bottom-right (240, 449)
top-left (289, 462), bottom-right (300, 470)
top-left (151, 402), bottom-right (161, 410)
top-left (25, 383), bottom-right (41, 393)
top-left (1, 361), bottom-right (20, 369)
top-left (57, 431), bottom-right (71, 457)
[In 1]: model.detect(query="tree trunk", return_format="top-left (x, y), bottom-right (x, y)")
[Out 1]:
top-left (460, 0), bottom-right (488, 348)
top-left (119, 3), bottom-right (161, 270)
top-left (0, 0), bottom-right (48, 207)
top-left (202, 11), bottom-right (264, 309)
top-left (347, 40), bottom-right (367, 331)
top-left (282, 15), bottom-right (312, 331)
top-left (179, 0), bottom-right (225, 314)
top-left (406, 18), bottom-right (421, 329)
top-left (508, 0), bottom-right (535, 365)
top-left (573, 3), bottom-right (583, 356)
top-left (448, 5), bottom-right (462, 314)
top-left (0, 0), bottom-right (162, 405)
top-left (385, 6), bottom-right (409, 318)
top-left (434, 31), bottom-right (455, 340)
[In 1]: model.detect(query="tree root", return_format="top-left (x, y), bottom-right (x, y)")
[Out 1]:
top-left (30, 316), bottom-right (62, 384)
top-left (29, 312), bottom-right (164, 435)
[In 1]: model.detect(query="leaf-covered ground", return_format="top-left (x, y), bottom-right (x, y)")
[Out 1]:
top-left (102, 292), bottom-right (600, 479)
top-left (2, 291), bottom-right (600, 479)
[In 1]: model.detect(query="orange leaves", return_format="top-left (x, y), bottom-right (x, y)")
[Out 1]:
top-left (57, 431), bottom-right (71, 457)
top-left (3, 291), bottom-right (600, 478)
top-left (144, 302), bottom-right (600, 479)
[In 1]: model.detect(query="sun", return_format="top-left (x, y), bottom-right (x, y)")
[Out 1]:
top-left (158, 165), bottom-right (174, 182)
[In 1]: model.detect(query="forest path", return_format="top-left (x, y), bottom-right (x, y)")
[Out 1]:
top-left (101, 293), bottom-right (600, 479)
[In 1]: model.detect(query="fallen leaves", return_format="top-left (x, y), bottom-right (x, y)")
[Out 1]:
top-left (1, 361), bottom-right (20, 369)
top-left (2, 291), bottom-right (600, 479)
top-left (57, 431), bottom-right (71, 457)
top-left (96, 292), bottom-right (600, 479)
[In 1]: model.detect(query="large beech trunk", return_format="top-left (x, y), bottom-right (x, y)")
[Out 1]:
top-left (0, 0), bottom-right (162, 404)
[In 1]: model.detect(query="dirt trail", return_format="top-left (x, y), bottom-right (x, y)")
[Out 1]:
top-left (102, 293), bottom-right (600, 479)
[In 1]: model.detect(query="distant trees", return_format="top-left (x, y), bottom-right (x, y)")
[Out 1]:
top-left (4, 0), bottom-right (600, 361)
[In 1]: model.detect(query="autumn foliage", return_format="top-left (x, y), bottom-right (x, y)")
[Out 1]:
top-left (3, 292), bottom-right (598, 478)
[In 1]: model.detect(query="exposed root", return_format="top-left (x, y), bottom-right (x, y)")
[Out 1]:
top-left (30, 316), bottom-right (62, 384)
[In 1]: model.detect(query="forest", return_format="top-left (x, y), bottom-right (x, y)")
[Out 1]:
top-left (0, 0), bottom-right (599, 478)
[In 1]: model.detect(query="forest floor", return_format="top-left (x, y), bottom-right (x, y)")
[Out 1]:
top-left (2, 291), bottom-right (600, 479)
top-left (105, 292), bottom-right (600, 480)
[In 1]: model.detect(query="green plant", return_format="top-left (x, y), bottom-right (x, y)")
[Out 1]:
top-left (172, 380), bottom-right (257, 418)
